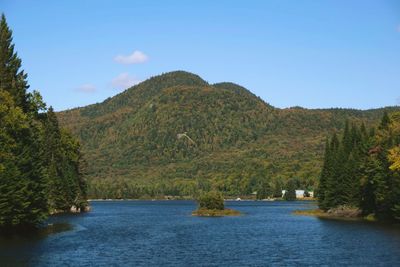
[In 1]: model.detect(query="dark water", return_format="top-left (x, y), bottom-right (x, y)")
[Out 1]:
top-left (1, 201), bottom-right (400, 266)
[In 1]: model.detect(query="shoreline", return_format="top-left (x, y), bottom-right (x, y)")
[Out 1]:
top-left (293, 209), bottom-right (377, 222)
top-left (88, 198), bottom-right (317, 202)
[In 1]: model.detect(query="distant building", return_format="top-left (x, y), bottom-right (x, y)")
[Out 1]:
top-left (281, 190), bottom-right (314, 199)
top-left (296, 190), bottom-right (305, 198)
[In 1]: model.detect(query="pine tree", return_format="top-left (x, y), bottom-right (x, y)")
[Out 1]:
top-left (256, 179), bottom-right (272, 200)
top-left (272, 179), bottom-right (283, 198)
top-left (0, 14), bottom-right (49, 228)
top-left (0, 91), bottom-right (47, 228)
top-left (0, 14), bottom-right (87, 229)
top-left (43, 107), bottom-right (88, 212)
top-left (318, 139), bottom-right (330, 209)
top-left (284, 179), bottom-right (297, 201)
top-left (322, 133), bottom-right (340, 209)
top-left (0, 14), bottom-right (30, 112)
top-left (320, 113), bottom-right (400, 220)
top-left (379, 111), bottom-right (391, 130)
top-left (43, 107), bottom-right (69, 211)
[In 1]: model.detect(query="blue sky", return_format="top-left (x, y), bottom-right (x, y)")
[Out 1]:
top-left (1, 0), bottom-right (400, 111)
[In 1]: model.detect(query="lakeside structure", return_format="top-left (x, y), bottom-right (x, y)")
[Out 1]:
top-left (282, 190), bottom-right (314, 199)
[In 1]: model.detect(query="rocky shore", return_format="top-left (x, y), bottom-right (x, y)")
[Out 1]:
top-left (50, 204), bottom-right (91, 215)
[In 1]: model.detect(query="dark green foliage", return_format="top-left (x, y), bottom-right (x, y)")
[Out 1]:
top-left (256, 180), bottom-right (273, 200)
top-left (319, 124), bottom-right (365, 210)
top-left (319, 112), bottom-right (400, 220)
top-left (0, 91), bottom-right (47, 228)
top-left (42, 107), bottom-right (87, 212)
top-left (284, 179), bottom-right (297, 201)
top-left (379, 111), bottom-right (391, 130)
top-left (0, 14), bottom-right (48, 228)
top-left (0, 14), bottom-right (87, 229)
top-left (272, 179), bottom-right (283, 198)
top-left (198, 191), bottom-right (224, 210)
top-left (0, 14), bottom-right (30, 112)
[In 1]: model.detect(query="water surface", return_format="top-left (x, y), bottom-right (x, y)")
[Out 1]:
top-left (1, 201), bottom-right (399, 266)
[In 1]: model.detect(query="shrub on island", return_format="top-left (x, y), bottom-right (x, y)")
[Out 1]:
top-left (198, 191), bottom-right (224, 210)
top-left (192, 191), bottom-right (241, 217)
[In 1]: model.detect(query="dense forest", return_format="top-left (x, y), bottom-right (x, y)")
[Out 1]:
top-left (318, 112), bottom-right (400, 220)
top-left (0, 14), bottom-right (87, 229)
top-left (58, 69), bottom-right (400, 198)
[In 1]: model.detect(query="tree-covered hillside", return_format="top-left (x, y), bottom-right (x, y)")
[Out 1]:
top-left (58, 71), bottom-right (400, 199)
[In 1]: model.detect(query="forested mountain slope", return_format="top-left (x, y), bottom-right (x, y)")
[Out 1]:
top-left (58, 71), bottom-right (400, 198)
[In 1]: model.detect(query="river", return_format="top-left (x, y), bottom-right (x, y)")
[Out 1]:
top-left (1, 200), bottom-right (399, 266)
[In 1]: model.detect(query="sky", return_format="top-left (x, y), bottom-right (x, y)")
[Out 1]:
top-left (1, 0), bottom-right (400, 111)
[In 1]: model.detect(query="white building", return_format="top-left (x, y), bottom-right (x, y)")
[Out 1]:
top-left (281, 190), bottom-right (314, 198)
top-left (295, 190), bottom-right (305, 198)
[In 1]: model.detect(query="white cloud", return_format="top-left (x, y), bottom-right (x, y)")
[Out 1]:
top-left (114, 50), bottom-right (148, 64)
top-left (76, 83), bottom-right (96, 93)
top-left (111, 73), bottom-right (141, 90)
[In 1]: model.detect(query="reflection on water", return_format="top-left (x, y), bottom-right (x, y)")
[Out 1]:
top-left (0, 223), bottom-right (73, 238)
top-left (0, 201), bottom-right (399, 266)
top-left (0, 223), bottom-right (73, 266)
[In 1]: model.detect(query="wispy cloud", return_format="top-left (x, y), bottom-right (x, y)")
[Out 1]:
top-left (76, 83), bottom-right (96, 93)
top-left (111, 73), bottom-right (141, 90)
top-left (114, 50), bottom-right (148, 64)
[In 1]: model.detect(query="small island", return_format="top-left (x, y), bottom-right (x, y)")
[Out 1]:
top-left (192, 191), bottom-right (241, 217)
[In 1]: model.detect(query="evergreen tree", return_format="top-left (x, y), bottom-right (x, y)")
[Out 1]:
top-left (43, 107), bottom-right (88, 212)
top-left (319, 113), bottom-right (400, 220)
top-left (321, 133), bottom-right (340, 209)
top-left (0, 14), bottom-right (87, 229)
top-left (272, 179), bottom-right (283, 198)
top-left (256, 180), bottom-right (272, 200)
top-left (318, 139), bottom-right (330, 210)
top-left (0, 91), bottom-right (47, 228)
top-left (284, 179), bottom-right (297, 201)
top-left (379, 111), bottom-right (391, 130)
top-left (0, 14), bottom-right (49, 228)
top-left (0, 14), bottom-right (30, 112)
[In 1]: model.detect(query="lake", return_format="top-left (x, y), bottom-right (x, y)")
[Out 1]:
top-left (1, 200), bottom-right (400, 266)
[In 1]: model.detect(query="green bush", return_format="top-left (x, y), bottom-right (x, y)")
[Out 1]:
top-left (198, 191), bottom-right (224, 210)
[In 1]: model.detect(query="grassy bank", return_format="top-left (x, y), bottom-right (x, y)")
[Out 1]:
top-left (293, 209), bottom-right (378, 222)
top-left (192, 208), bottom-right (242, 217)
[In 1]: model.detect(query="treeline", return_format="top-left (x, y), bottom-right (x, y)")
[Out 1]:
top-left (87, 175), bottom-right (310, 200)
top-left (318, 112), bottom-right (400, 220)
top-left (0, 14), bottom-right (87, 229)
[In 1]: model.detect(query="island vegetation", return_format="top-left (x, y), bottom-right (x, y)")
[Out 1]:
top-left (192, 191), bottom-right (241, 217)
top-left (0, 14), bottom-right (88, 230)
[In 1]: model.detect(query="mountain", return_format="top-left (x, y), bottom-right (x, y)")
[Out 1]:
top-left (58, 71), bottom-right (400, 198)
